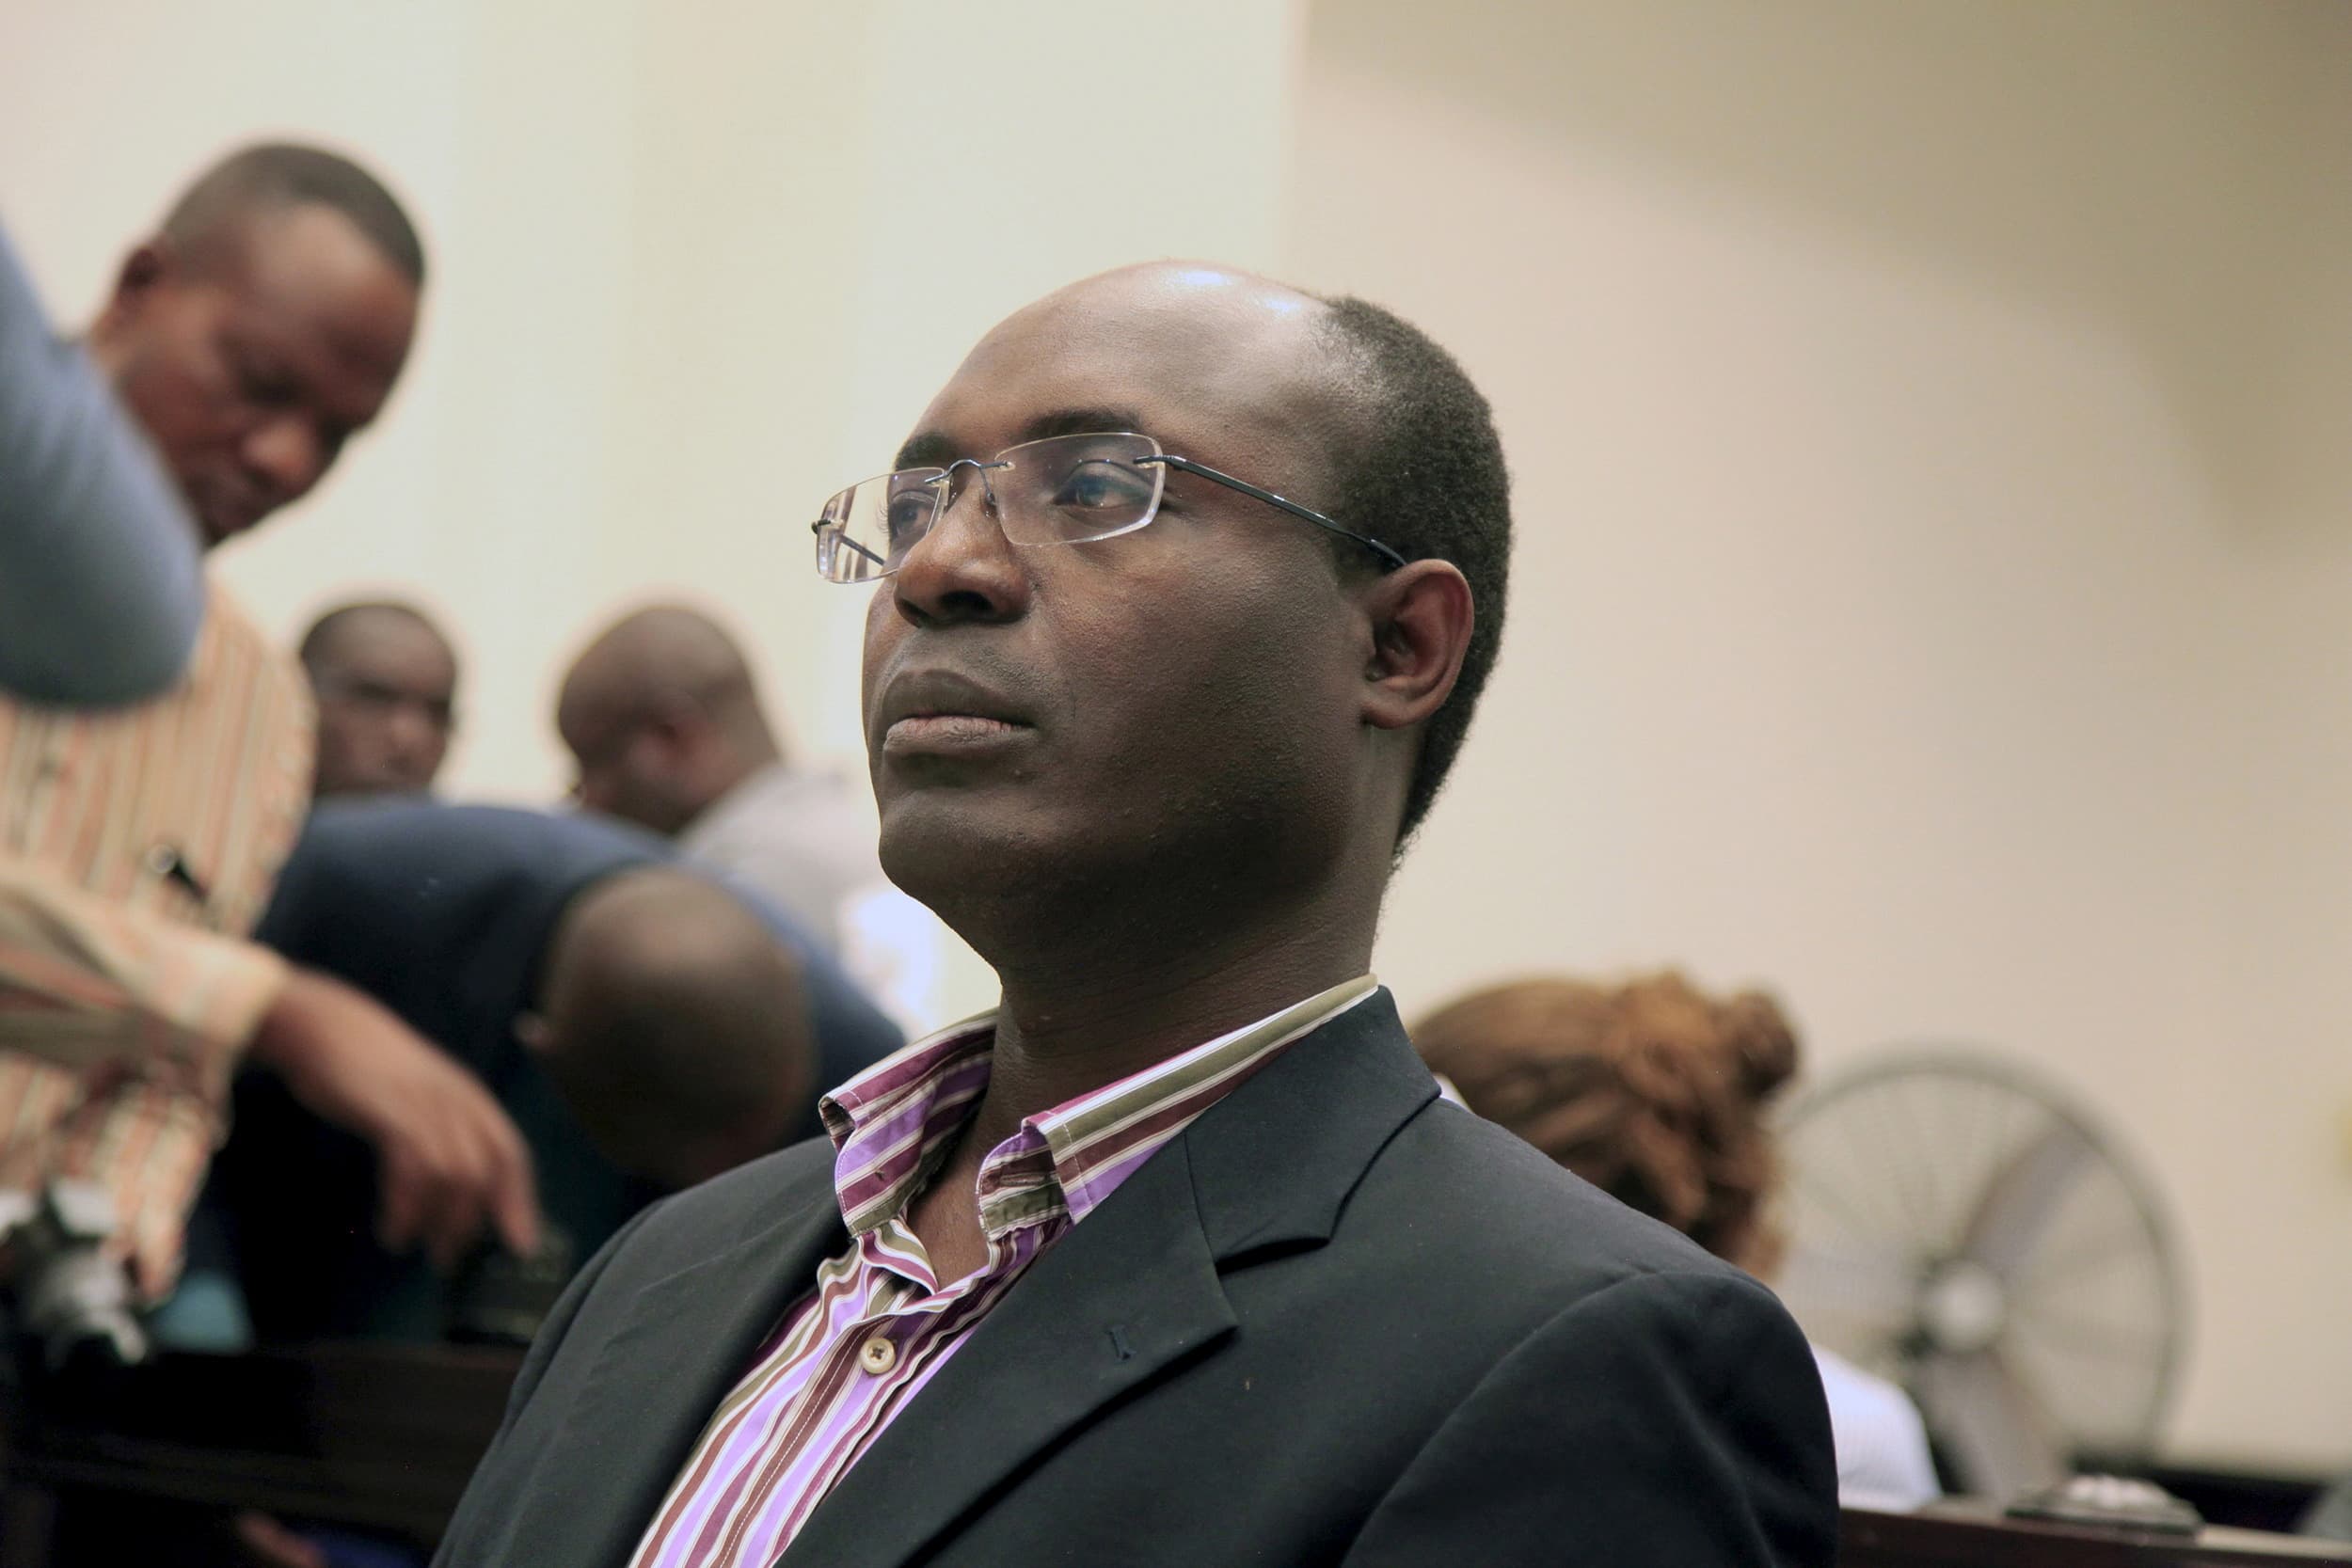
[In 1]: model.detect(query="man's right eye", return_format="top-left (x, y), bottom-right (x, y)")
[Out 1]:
top-left (1051, 459), bottom-right (1154, 514)
top-left (886, 491), bottom-right (934, 546)
top-left (224, 338), bottom-right (299, 408)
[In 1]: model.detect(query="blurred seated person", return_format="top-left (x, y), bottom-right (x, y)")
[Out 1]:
top-left (1415, 972), bottom-right (1941, 1512)
top-left (297, 597), bottom-right (459, 798)
top-left (204, 799), bottom-right (904, 1345)
top-left (0, 218), bottom-right (202, 705)
top-left (556, 602), bottom-right (948, 1028)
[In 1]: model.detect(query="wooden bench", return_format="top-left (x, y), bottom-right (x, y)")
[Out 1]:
top-left (9, 1357), bottom-right (2351, 1567)
top-left (1845, 1501), bottom-right (2352, 1567)
top-left (0, 1343), bottom-right (519, 1565)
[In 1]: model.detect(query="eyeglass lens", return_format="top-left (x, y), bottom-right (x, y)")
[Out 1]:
top-left (815, 433), bottom-right (1167, 583)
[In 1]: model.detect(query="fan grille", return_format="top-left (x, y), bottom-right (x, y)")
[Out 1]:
top-left (1775, 1051), bottom-right (2185, 1483)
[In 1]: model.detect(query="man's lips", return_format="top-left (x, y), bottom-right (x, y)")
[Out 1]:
top-left (882, 713), bottom-right (1030, 755)
top-left (874, 669), bottom-right (1035, 758)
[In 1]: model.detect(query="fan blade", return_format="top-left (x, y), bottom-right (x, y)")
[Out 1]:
top-left (1958, 1118), bottom-right (2094, 1280)
top-left (1915, 1347), bottom-right (2070, 1500)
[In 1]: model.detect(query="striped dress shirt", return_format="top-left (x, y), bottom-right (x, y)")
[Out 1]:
top-left (628, 974), bottom-right (1380, 1568)
top-left (0, 583), bottom-right (310, 1292)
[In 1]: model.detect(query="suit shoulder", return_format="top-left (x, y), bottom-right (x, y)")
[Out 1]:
top-left (1355, 1098), bottom-right (1755, 1297)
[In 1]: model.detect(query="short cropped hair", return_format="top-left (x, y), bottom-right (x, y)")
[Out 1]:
top-left (164, 142), bottom-right (425, 287)
top-left (1311, 296), bottom-right (1511, 842)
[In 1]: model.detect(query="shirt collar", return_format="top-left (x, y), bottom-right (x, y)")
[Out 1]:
top-left (818, 975), bottom-right (1379, 1238)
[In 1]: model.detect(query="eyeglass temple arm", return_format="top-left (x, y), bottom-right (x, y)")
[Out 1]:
top-left (811, 518), bottom-right (889, 570)
top-left (1144, 455), bottom-right (1407, 572)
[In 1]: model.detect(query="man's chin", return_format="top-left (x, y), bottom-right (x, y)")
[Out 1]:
top-left (187, 487), bottom-right (272, 548)
top-left (877, 794), bottom-right (1057, 906)
top-left (193, 506), bottom-right (255, 550)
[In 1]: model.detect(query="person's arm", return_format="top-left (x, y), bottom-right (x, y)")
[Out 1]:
top-left (1341, 1270), bottom-right (1840, 1568)
top-left (0, 859), bottom-right (285, 1100)
top-left (246, 968), bottom-right (541, 1272)
top-left (0, 862), bottom-right (539, 1283)
top-left (0, 219), bottom-right (204, 705)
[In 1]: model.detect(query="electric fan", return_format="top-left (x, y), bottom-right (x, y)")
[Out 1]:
top-left (1772, 1050), bottom-right (2186, 1500)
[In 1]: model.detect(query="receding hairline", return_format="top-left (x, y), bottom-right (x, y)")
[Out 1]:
top-left (995, 262), bottom-right (1350, 392)
top-left (914, 262), bottom-right (1377, 499)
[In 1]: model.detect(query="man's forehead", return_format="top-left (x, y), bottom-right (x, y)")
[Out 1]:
top-left (907, 264), bottom-right (1339, 462)
top-left (336, 613), bottom-right (451, 666)
top-left (223, 206), bottom-right (417, 387)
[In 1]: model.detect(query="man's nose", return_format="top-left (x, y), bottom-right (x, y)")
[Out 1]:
top-left (240, 415), bottom-right (327, 504)
top-left (384, 702), bottom-right (438, 758)
top-left (890, 475), bottom-right (1030, 628)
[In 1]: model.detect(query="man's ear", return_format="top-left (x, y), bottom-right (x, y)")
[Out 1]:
top-left (93, 241), bottom-right (174, 339)
top-left (644, 699), bottom-right (710, 766)
top-left (86, 237), bottom-right (179, 356)
top-left (1359, 560), bottom-right (1474, 733)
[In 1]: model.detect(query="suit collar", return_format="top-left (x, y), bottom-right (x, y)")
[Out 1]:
top-left (547, 1147), bottom-right (849, 1568)
top-left (1184, 988), bottom-right (1438, 1260)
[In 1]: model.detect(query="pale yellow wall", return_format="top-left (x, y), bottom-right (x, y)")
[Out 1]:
top-left (1293, 0), bottom-right (2352, 1467)
top-left (8, 0), bottom-right (2352, 1474)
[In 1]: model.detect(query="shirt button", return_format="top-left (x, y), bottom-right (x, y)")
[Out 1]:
top-left (857, 1334), bottom-right (898, 1376)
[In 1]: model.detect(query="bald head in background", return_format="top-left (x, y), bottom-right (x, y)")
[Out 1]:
top-left (299, 599), bottom-right (459, 798)
top-left (557, 604), bottom-right (781, 837)
top-left (528, 867), bottom-right (811, 1194)
top-left (556, 604), bottom-right (946, 1016)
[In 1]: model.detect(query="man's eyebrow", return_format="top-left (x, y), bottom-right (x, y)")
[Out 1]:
top-left (892, 406), bottom-right (1153, 471)
top-left (1018, 406), bottom-right (1151, 444)
top-left (894, 431), bottom-right (959, 470)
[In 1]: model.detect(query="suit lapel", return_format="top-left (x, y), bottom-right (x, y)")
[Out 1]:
top-left (529, 1151), bottom-right (850, 1568)
top-left (781, 990), bottom-right (1438, 1568)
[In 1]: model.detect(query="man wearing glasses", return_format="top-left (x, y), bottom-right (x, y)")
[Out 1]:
top-left (435, 263), bottom-right (1836, 1567)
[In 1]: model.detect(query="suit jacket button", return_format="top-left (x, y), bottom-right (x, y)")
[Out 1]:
top-left (858, 1334), bottom-right (898, 1375)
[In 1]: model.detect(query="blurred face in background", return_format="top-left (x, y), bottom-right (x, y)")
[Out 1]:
top-left (306, 610), bottom-right (458, 798)
top-left (558, 704), bottom-right (705, 836)
top-left (88, 203), bottom-right (418, 546)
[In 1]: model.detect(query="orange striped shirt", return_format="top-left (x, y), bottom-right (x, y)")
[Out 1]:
top-left (0, 581), bottom-right (311, 1289)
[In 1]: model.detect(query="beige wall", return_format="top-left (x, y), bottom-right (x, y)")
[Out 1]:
top-left (1295, 0), bottom-right (2352, 1467)
top-left (7, 0), bottom-right (2351, 1470)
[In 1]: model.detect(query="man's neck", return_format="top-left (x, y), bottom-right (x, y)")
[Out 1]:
top-left (958, 894), bottom-right (1377, 1155)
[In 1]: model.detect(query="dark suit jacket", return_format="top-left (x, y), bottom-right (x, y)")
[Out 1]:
top-left (434, 991), bottom-right (1837, 1567)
